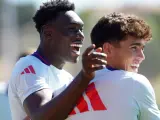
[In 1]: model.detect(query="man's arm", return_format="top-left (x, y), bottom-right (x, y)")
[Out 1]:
top-left (23, 45), bottom-right (107, 120)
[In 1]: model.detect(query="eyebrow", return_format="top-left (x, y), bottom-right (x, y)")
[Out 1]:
top-left (130, 42), bottom-right (145, 47)
top-left (70, 19), bottom-right (84, 25)
top-left (69, 22), bottom-right (84, 26)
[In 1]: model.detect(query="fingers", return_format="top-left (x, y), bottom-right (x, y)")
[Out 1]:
top-left (89, 52), bottom-right (107, 60)
top-left (82, 44), bottom-right (95, 57)
top-left (95, 47), bottom-right (102, 53)
top-left (81, 44), bottom-right (107, 80)
top-left (90, 58), bottom-right (107, 65)
top-left (89, 65), bottom-right (106, 73)
top-left (88, 59), bottom-right (107, 73)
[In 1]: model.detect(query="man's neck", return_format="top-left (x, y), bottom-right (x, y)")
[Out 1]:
top-left (106, 65), bottom-right (118, 71)
top-left (37, 46), bottom-right (65, 69)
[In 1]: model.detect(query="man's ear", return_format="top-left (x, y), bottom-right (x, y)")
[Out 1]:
top-left (103, 42), bottom-right (113, 55)
top-left (42, 25), bottom-right (54, 41)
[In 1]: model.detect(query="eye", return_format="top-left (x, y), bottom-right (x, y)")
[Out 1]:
top-left (69, 27), bottom-right (76, 31)
top-left (68, 27), bottom-right (83, 33)
top-left (131, 46), bottom-right (137, 51)
top-left (80, 27), bottom-right (83, 32)
top-left (141, 46), bottom-right (145, 51)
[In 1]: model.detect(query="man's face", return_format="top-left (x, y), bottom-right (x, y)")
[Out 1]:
top-left (48, 10), bottom-right (84, 63)
top-left (108, 36), bottom-right (147, 73)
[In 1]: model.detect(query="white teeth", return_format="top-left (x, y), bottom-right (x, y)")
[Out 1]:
top-left (131, 64), bottom-right (139, 67)
top-left (70, 44), bottom-right (82, 47)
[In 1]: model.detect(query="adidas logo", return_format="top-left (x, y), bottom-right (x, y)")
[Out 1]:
top-left (21, 65), bottom-right (36, 75)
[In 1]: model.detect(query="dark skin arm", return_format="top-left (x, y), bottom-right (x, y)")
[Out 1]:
top-left (23, 45), bottom-right (107, 120)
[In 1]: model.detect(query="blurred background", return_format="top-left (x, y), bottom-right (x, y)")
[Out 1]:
top-left (0, 0), bottom-right (160, 119)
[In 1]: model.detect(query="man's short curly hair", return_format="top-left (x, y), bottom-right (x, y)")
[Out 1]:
top-left (91, 12), bottom-right (152, 48)
top-left (33, 0), bottom-right (75, 33)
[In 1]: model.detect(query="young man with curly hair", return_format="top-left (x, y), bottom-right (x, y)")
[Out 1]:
top-left (66, 13), bottom-right (160, 120)
top-left (8, 0), bottom-right (107, 120)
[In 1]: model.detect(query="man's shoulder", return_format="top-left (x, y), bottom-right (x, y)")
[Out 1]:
top-left (94, 69), bottom-right (148, 83)
top-left (125, 72), bottom-right (154, 97)
top-left (124, 72), bottom-right (148, 81)
top-left (16, 55), bottom-right (41, 66)
top-left (12, 55), bottom-right (49, 76)
top-left (120, 71), bottom-right (151, 88)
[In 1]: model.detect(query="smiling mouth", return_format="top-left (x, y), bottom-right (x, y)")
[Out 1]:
top-left (130, 64), bottom-right (140, 69)
top-left (70, 43), bottom-right (83, 55)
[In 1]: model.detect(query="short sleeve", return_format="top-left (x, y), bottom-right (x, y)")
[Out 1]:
top-left (16, 72), bottom-right (49, 104)
top-left (134, 75), bottom-right (160, 120)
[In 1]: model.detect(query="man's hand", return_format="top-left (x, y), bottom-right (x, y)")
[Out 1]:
top-left (82, 44), bottom-right (107, 79)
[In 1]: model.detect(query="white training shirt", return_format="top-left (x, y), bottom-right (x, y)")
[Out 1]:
top-left (67, 68), bottom-right (160, 120)
top-left (8, 52), bottom-right (73, 120)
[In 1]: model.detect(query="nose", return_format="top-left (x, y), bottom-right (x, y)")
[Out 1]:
top-left (77, 30), bottom-right (84, 40)
top-left (138, 49), bottom-right (145, 61)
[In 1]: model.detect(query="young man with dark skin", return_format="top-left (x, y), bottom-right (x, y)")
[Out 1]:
top-left (66, 13), bottom-right (160, 120)
top-left (8, 1), bottom-right (107, 120)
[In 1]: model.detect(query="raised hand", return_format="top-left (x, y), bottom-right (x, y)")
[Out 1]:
top-left (81, 44), bottom-right (107, 80)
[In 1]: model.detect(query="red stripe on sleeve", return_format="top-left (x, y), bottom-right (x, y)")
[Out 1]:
top-left (24, 68), bottom-right (30, 73)
top-left (86, 82), bottom-right (107, 110)
top-left (69, 109), bottom-right (76, 115)
top-left (21, 71), bottom-right (24, 75)
top-left (76, 95), bottom-right (89, 113)
top-left (28, 65), bottom-right (36, 74)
